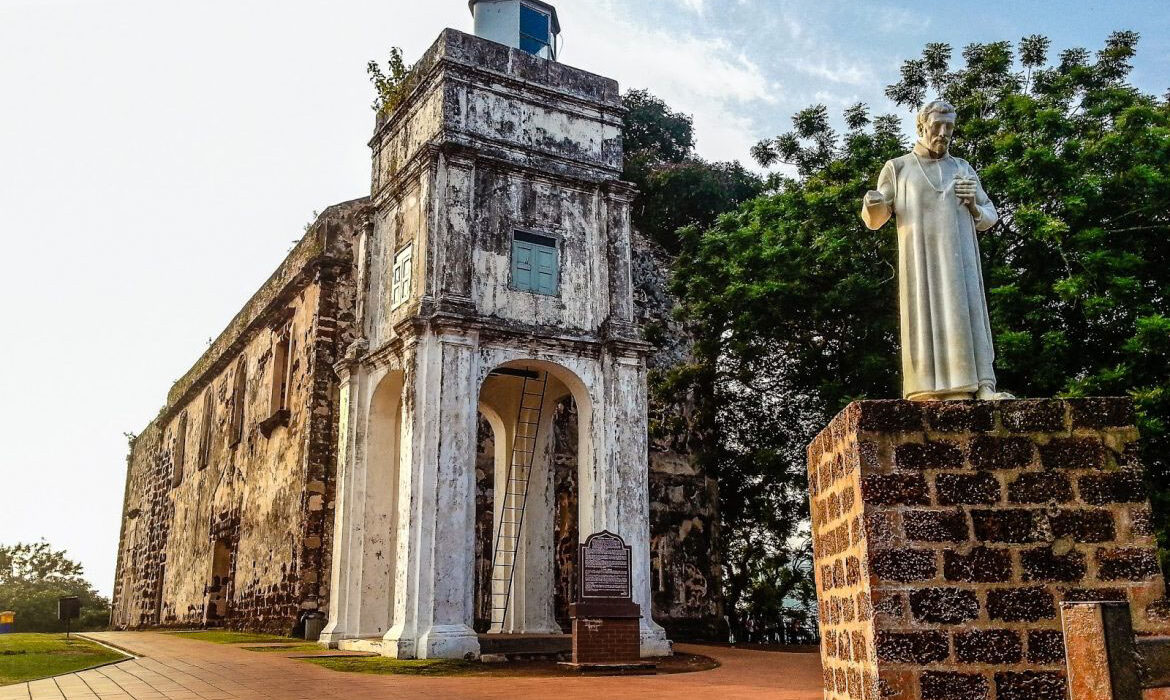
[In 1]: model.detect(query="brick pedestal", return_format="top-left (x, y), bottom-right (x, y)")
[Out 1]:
top-left (808, 398), bottom-right (1170, 700)
top-left (571, 615), bottom-right (641, 663)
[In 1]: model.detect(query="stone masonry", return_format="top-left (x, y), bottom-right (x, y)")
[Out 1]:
top-left (808, 398), bottom-right (1170, 700)
top-left (111, 28), bottom-right (721, 643)
top-left (111, 201), bottom-right (366, 634)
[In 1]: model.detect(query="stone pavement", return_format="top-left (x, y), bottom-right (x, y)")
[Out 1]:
top-left (0, 632), bottom-right (823, 700)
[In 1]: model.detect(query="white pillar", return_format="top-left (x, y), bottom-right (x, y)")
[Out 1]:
top-left (600, 353), bottom-right (672, 656)
top-left (319, 359), bottom-right (370, 645)
top-left (383, 332), bottom-right (481, 659)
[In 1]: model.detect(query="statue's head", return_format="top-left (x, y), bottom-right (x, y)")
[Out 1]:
top-left (916, 100), bottom-right (957, 156)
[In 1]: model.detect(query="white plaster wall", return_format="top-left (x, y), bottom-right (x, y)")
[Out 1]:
top-left (469, 174), bottom-right (606, 331)
top-left (471, 0), bottom-right (521, 51)
top-left (364, 183), bottom-right (423, 351)
top-left (459, 86), bottom-right (619, 166)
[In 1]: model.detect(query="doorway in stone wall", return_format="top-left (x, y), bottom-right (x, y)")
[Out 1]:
top-left (204, 538), bottom-right (234, 625)
top-left (472, 360), bottom-right (588, 635)
top-left (154, 564), bottom-right (165, 625)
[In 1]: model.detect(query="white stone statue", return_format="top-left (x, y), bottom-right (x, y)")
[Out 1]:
top-left (861, 100), bottom-right (1014, 401)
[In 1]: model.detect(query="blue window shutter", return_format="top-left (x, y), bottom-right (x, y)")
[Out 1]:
top-left (534, 246), bottom-right (557, 294)
top-left (512, 240), bottom-right (534, 291)
top-left (519, 5), bottom-right (549, 55)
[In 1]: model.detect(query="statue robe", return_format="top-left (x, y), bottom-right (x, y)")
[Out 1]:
top-left (861, 145), bottom-right (1000, 399)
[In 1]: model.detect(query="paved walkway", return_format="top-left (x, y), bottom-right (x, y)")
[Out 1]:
top-left (0, 632), bottom-right (824, 700)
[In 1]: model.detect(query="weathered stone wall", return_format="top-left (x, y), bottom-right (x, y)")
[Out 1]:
top-left (633, 228), bottom-right (724, 640)
top-left (111, 201), bottom-right (366, 634)
top-left (114, 27), bottom-right (724, 647)
top-left (808, 398), bottom-right (1170, 700)
top-left (363, 28), bottom-right (629, 357)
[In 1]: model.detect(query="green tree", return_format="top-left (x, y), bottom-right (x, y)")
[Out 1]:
top-left (619, 89), bottom-right (773, 640)
top-left (672, 30), bottom-right (1170, 636)
top-left (621, 89), bottom-right (764, 255)
top-left (0, 542), bottom-right (110, 632)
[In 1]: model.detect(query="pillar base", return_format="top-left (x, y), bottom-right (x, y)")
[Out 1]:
top-left (416, 623), bottom-right (481, 660)
top-left (639, 620), bottom-right (673, 658)
top-left (316, 623), bottom-right (349, 648)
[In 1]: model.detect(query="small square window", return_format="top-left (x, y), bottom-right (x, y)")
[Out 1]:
top-left (392, 244), bottom-right (413, 308)
top-left (511, 231), bottom-right (558, 295)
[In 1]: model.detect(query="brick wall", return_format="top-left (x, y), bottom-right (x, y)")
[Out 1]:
top-left (572, 617), bottom-right (641, 663)
top-left (808, 398), bottom-right (1170, 700)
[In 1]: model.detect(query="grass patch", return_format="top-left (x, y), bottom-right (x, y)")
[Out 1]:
top-left (301, 656), bottom-right (486, 677)
top-left (241, 643), bottom-right (324, 653)
top-left (0, 633), bottom-right (128, 686)
top-left (166, 630), bottom-right (297, 645)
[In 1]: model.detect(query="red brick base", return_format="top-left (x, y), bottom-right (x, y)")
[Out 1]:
top-left (572, 617), bottom-right (640, 663)
top-left (808, 398), bottom-right (1170, 700)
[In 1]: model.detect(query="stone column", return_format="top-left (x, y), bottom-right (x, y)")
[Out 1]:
top-left (598, 352), bottom-right (671, 657)
top-left (808, 398), bottom-right (1170, 700)
top-left (318, 354), bottom-right (369, 645)
top-left (384, 331), bottom-right (481, 659)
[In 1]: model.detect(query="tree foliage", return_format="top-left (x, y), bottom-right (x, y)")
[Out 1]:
top-left (620, 90), bottom-right (815, 642)
top-left (621, 89), bottom-right (764, 255)
top-left (0, 542), bottom-right (110, 632)
top-left (671, 30), bottom-right (1170, 637)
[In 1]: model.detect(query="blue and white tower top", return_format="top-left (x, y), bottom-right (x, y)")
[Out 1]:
top-left (469, 0), bottom-right (560, 60)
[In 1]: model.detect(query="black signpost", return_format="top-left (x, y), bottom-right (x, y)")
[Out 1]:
top-left (565, 531), bottom-right (654, 673)
top-left (58, 596), bottom-right (80, 639)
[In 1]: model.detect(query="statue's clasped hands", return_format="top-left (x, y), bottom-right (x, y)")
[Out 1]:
top-left (953, 176), bottom-right (978, 211)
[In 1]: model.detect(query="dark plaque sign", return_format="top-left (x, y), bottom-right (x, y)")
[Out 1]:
top-left (57, 596), bottom-right (80, 621)
top-left (579, 530), bottom-right (632, 600)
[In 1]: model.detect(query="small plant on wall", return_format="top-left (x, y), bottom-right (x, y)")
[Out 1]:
top-left (367, 47), bottom-right (416, 118)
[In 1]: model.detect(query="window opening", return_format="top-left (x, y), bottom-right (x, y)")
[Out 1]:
top-left (171, 412), bottom-right (187, 489)
top-left (511, 230), bottom-right (559, 295)
top-left (229, 358), bottom-right (246, 447)
top-left (197, 390), bottom-right (214, 469)
top-left (269, 326), bottom-right (291, 413)
top-left (519, 4), bottom-right (552, 56)
top-left (392, 243), bottom-right (414, 308)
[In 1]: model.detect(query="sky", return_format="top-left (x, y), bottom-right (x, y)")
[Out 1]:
top-left (1, 0), bottom-right (1168, 599)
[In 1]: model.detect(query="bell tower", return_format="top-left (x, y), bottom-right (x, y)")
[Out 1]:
top-left (319, 16), bottom-right (670, 659)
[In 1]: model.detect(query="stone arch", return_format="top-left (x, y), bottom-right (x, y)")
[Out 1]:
top-left (475, 358), bottom-right (591, 634)
top-left (360, 368), bottom-right (404, 636)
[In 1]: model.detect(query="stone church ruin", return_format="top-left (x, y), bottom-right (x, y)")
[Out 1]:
top-left (111, 2), bottom-right (720, 659)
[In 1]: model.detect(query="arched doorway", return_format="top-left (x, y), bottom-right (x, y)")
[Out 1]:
top-left (474, 360), bottom-right (591, 635)
top-left (204, 538), bottom-right (233, 624)
top-left (360, 369), bottom-right (404, 636)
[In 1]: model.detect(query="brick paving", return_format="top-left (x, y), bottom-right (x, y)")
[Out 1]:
top-left (0, 632), bottom-right (823, 700)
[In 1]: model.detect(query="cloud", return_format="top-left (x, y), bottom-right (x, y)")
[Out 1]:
top-left (871, 5), bottom-right (928, 34)
top-left (675, 0), bottom-right (707, 14)
top-left (559, 0), bottom-right (777, 163)
top-left (789, 55), bottom-right (869, 86)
